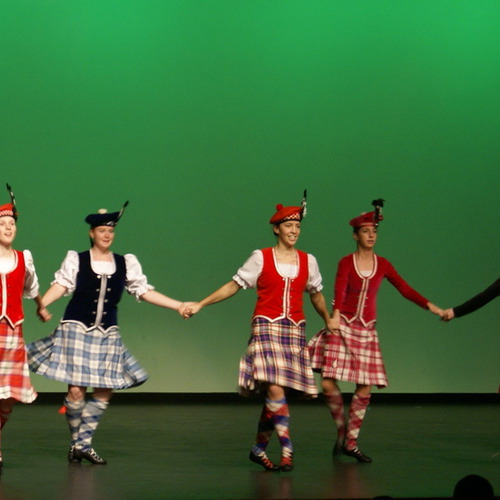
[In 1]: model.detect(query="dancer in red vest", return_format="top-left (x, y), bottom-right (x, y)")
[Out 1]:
top-left (308, 200), bottom-right (444, 463)
top-left (185, 193), bottom-right (335, 472)
top-left (0, 184), bottom-right (49, 470)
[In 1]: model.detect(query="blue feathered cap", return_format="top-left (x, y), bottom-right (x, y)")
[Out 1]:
top-left (85, 201), bottom-right (129, 228)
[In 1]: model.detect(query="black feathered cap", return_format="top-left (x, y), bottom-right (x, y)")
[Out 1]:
top-left (85, 201), bottom-right (129, 228)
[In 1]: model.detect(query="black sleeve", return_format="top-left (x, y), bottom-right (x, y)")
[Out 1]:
top-left (453, 278), bottom-right (500, 318)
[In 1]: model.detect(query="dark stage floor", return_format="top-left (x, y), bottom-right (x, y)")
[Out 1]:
top-left (0, 396), bottom-right (498, 499)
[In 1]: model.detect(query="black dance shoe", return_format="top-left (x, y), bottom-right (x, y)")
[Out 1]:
top-left (249, 451), bottom-right (279, 471)
top-left (279, 454), bottom-right (294, 472)
top-left (342, 446), bottom-right (372, 463)
top-left (332, 439), bottom-right (344, 457)
top-left (68, 445), bottom-right (82, 463)
top-left (74, 447), bottom-right (108, 465)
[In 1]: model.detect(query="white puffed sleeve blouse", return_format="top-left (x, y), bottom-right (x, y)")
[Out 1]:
top-left (232, 249), bottom-right (323, 294)
top-left (52, 250), bottom-right (154, 300)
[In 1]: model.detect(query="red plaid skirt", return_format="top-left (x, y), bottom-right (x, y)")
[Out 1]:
top-left (239, 318), bottom-right (318, 397)
top-left (0, 319), bottom-right (37, 403)
top-left (308, 318), bottom-right (388, 388)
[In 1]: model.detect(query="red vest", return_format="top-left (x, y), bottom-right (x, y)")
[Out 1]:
top-left (0, 250), bottom-right (26, 327)
top-left (253, 247), bottom-right (309, 325)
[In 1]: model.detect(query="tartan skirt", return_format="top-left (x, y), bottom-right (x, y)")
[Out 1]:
top-left (0, 319), bottom-right (37, 403)
top-left (238, 317), bottom-right (318, 397)
top-left (27, 321), bottom-right (148, 389)
top-left (308, 318), bottom-right (388, 388)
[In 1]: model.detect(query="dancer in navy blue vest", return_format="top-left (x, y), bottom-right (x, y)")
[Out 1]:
top-left (28, 203), bottom-right (186, 465)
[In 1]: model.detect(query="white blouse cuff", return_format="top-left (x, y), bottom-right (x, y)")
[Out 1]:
top-left (232, 274), bottom-right (250, 290)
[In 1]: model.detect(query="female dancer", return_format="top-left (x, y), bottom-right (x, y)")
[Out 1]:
top-left (185, 194), bottom-right (335, 472)
top-left (308, 200), bottom-right (443, 463)
top-left (28, 203), bottom-right (186, 465)
top-left (0, 184), bottom-right (49, 469)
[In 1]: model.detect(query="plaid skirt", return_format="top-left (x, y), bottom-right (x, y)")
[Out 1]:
top-left (308, 318), bottom-right (388, 388)
top-left (27, 321), bottom-right (148, 389)
top-left (0, 319), bottom-right (37, 403)
top-left (238, 317), bottom-right (318, 397)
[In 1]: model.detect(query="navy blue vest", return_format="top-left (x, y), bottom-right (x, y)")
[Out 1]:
top-left (63, 251), bottom-right (126, 329)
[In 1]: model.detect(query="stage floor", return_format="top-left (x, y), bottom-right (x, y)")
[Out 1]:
top-left (0, 398), bottom-right (498, 499)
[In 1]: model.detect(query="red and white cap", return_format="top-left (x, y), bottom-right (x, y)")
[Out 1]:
top-left (0, 203), bottom-right (16, 218)
top-left (1, 184), bottom-right (18, 219)
top-left (349, 199), bottom-right (385, 229)
top-left (269, 190), bottom-right (307, 225)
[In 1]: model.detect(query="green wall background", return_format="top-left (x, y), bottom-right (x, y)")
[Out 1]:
top-left (1, 1), bottom-right (498, 393)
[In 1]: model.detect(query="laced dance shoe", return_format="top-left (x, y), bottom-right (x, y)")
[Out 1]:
top-left (249, 451), bottom-right (279, 471)
top-left (279, 454), bottom-right (294, 472)
top-left (74, 447), bottom-right (108, 465)
top-left (342, 445), bottom-right (372, 463)
top-left (68, 445), bottom-right (82, 463)
top-left (332, 439), bottom-right (344, 457)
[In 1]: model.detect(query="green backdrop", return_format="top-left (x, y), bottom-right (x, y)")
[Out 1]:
top-left (1, 1), bottom-right (498, 393)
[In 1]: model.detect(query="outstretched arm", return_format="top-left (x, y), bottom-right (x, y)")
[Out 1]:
top-left (310, 292), bottom-right (336, 333)
top-left (34, 293), bottom-right (52, 322)
top-left (385, 262), bottom-right (444, 317)
top-left (443, 278), bottom-right (500, 320)
top-left (427, 301), bottom-right (444, 318)
top-left (140, 290), bottom-right (185, 315)
top-left (35, 283), bottom-right (68, 323)
top-left (41, 283), bottom-right (68, 308)
top-left (184, 280), bottom-right (242, 318)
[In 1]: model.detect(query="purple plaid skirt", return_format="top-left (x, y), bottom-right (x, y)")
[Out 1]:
top-left (308, 318), bottom-right (388, 388)
top-left (238, 317), bottom-right (318, 397)
top-left (27, 321), bottom-right (148, 389)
